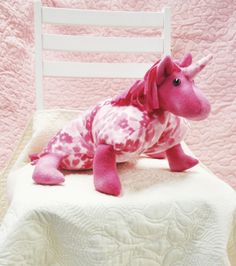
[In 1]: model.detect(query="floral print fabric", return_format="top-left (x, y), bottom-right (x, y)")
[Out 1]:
top-left (30, 100), bottom-right (189, 170)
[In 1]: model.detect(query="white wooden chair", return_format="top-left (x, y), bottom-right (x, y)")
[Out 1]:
top-left (34, 1), bottom-right (171, 110)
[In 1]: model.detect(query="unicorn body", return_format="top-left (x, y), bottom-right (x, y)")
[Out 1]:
top-left (31, 99), bottom-right (188, 170)
top-left (31, 54), bottom-right (212, 196)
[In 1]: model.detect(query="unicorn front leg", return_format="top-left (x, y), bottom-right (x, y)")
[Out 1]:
top-left (166, 143), bottom-right (198, 172)
top-left (93, 144), bottom-right (121, 196)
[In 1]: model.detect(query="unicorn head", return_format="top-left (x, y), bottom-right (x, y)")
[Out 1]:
top-left (143, 53), bottom-right (212, 120)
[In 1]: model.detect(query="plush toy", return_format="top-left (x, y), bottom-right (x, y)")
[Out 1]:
top-left (30, 53), bottom-right (212, 196)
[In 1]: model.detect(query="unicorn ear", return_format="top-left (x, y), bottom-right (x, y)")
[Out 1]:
top-left (144, 56), bottom-right (175, 112)
top-left (178, 53), bottom-right (192, 67)
top-left (157, 56), bottom-right (174, 85)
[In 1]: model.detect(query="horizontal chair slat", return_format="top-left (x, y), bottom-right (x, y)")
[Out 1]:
top-left (42, 7), bottom-right (164, 27)
top-left (43, 34), bottom-right (164, 53)
top-left (43, 62), bottom-right (152, 78)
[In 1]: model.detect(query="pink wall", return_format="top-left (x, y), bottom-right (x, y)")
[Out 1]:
top-left (0, 0), bottom-right (235, 188)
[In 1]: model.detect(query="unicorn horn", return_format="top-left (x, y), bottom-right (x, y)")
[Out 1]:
top-left (183, 54), bottom-right (213, 79)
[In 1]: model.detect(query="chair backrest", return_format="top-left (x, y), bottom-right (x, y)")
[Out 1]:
top-left (34, 0), bottom-right (171, 110)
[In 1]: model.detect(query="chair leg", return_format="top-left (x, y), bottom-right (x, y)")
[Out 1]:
top-left (32, 153), bottom-right (65, 185)
top-left (93, 144), bottom-right (121, 196)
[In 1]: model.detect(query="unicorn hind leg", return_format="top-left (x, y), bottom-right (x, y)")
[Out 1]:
top-left (32, 153), bottom-right (65, 185)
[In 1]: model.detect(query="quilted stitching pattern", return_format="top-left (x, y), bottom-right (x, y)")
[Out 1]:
top-left (0, 202), bottom-right (230, 265)
top-left (1, 155), bottom-right (236, 265)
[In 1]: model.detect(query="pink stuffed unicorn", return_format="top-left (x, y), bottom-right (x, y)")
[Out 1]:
top-left (30, 53), bottom-right (212, 196)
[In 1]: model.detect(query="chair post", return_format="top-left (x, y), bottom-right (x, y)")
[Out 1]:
top-left (163, 7), bottom-right (171, 55)
top-left (34, 0), bottom-right (44, 110)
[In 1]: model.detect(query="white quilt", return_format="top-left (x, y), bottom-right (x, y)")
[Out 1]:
top-left (0, 109), bottom-right (236, 266)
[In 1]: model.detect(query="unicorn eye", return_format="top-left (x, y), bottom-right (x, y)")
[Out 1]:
top-left (173, 78), bottom-right (181, 86)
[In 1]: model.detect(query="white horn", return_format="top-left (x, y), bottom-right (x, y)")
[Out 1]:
top-left (183, 54), bottom-right (213, 79)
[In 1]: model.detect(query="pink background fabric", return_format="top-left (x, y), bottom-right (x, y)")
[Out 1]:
top-left (0, 0), bottom-right (235, 188)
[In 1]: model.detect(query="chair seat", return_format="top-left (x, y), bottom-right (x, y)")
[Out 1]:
top-left (1, 154), bottom-right (236, 266)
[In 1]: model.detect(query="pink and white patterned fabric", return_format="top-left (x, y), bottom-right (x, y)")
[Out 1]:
top-left (30, 99), bottom-right (189, 170)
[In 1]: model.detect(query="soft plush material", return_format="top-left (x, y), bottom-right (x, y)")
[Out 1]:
top-left (30, 102), bottom-right (189, 170)
top-left (30, 54), bottom-right (212, 196)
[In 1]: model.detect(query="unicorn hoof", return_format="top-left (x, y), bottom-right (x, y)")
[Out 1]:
top-left (95, 177), bottom-right (121, 196)
top-left (169, 156), bottom-right (199, 172)
top-left (33, 168), bottom-right (65, 185)
top-left (166, 144), bottom-right (199, 172)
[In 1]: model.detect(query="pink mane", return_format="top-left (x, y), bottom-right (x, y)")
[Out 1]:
top-left (111, 79), bottom-right (145, 110)
top-left (111, 59), bottom-right (161, 112)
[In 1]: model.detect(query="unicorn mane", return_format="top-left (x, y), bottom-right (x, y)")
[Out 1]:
top-left (111, 79), bottom-right (145, 110)
top-left (111, 59), bottom-right (161, 112)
